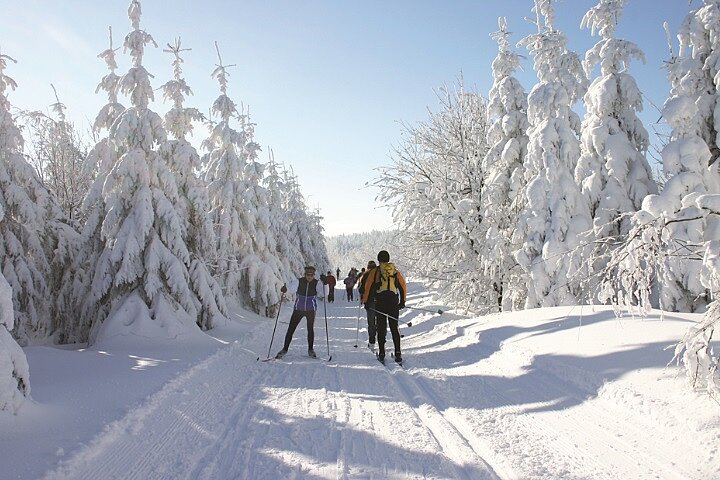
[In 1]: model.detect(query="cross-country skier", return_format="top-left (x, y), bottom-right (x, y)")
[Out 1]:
top-left (276, 266), bottom-right (327, 359)
top-left (362, 250), bottom-right (407, 363)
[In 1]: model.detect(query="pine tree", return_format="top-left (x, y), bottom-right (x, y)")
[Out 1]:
top-left (85, 1), bottom-right (206, 342)
top-left (515, 0), bottom-right (591, 308)
top-left (481, 17), bottom-right (529, 311)
top-left (262, 155), bottom-right (302, 281)
top-left (0, 52), bottom-right (31, 405)
top-left (612, 6), bottom-right (720, 313)
top-left (576, 0), bottom-right (658, 303)
top-left (600, 3), bottom-right (720, 398)
top-left (77, 27), bottom-right (126, 340)
top-left (0, 49), bottom-right (52, 344)
top-left (159, 38), bottom-right (227, 329)
top-left (283, 169), bottom-right (331, 273)
top-left (203, 44), bottom-right (286, 315)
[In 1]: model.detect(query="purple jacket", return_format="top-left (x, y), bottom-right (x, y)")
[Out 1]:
top-left (291, 277), bottom-right (319, 311)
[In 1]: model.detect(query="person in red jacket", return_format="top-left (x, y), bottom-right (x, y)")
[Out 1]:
top-left (325, 271), bottom-right (337, 302)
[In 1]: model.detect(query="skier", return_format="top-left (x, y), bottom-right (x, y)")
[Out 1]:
top-left (344, 272), bottom-right (357, 301)
top-left (358, 261), bottom-right (378, 348)
top-left (336, 267), bottom-right (341, 279)
top-left (276, 266), bottom-right (326, 359)
top-left (362, 250), bottom-right (407, 363)
top-left (326, 271), bottom-right (337, 302)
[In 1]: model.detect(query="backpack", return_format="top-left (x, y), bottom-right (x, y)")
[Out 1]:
top-left (375, 263), bottom-right (398, 294)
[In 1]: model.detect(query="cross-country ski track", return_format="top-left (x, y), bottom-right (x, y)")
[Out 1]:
top-left (41, 282), bottom-right (714, 479)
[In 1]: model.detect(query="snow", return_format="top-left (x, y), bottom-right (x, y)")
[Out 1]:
top-left (1, 281), bottom-right (718, 480)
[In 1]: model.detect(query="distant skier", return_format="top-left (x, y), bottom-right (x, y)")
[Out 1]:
top-left (326, 271), bottom-right (337, 302)
top-left (362, 250), bottom-right (407, 363)
top-left (276, 266), bottom-right (326, 359)
top-left (344, 272), bottom-right (357, 301)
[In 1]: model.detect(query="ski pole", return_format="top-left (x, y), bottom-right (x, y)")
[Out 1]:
top-left (405, 305), bottom-right (444, 315)
top-left (353, 303), bottom-right (361, 348)
top-left (369, 307), bottom-right (412, 327)
top-left (258, 293), bottom-right (285, 361)
top-left (323, 291), bottom-right (332, 361)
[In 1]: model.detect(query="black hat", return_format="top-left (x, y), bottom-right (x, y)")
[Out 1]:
top-left (304, 266), bottom-right (316, 274)
top-left (377, 250), bottom-right (390, 263)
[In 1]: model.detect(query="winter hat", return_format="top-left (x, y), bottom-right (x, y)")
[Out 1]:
top-left (377, 250), bottom-right (390, 263)
top-left (304, 266), bottom-right (316, 274)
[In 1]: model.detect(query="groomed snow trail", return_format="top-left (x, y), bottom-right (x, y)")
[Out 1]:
top-left (42, 284), bottom-right (710, 479)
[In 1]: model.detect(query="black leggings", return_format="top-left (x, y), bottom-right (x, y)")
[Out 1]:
top-left (283, 310), bottom-right (316, 350)
top-left (374, 291), bottom-right (400, 354)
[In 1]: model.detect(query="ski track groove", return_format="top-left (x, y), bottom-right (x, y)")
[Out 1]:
top-left (189, 363), bottom-right (285, 480)
top-left (380, 361), bottom-right (499, 480)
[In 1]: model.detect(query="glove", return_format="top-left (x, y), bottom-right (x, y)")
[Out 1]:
top-left (398, 302), bottom-right (406, 309)
top-left (281, 284), bottom-right (287, 294)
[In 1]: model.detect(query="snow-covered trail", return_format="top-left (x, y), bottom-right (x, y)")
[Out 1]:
top-left (42, 283), bottom-right (711, 479)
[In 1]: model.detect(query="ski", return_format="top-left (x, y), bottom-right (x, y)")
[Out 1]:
top-left (377, 353), bottom-right (404, 368)
top-left (390, 352), bottom-right (404, 368)
top-left (261, 353), bottom-right (331, 363)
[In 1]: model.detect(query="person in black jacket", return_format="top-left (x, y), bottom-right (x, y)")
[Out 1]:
top-left (362, 251), bottom-right (407, 363)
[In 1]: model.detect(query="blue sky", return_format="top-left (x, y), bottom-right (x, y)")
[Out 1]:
top-left (3, 0), bottom-right (692, 236)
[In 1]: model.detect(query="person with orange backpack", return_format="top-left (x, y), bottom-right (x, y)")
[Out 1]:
top-left (361, 250), bottom-right (407, 363)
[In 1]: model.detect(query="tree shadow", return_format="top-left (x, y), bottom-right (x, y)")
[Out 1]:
top-left (394, 309), bottom-right (686, 416)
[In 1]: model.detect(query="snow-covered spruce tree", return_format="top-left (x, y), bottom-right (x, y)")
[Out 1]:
top-left (643, 2), bottom-right (720, 312)
top-left (601, 4), bottom-right (720, 397)
top-left (202, 44), bottom-right (286, 315)
top-left (76, 28), bottom-right (126, 341)
top-left (0, 61), bottom-right (31, 402)
top-left (576, 0), bottom-right (658, 304)
top-left (0, 50), bottom-right (70, 344)
top-left (515, 0), bottom-right (591, 308)
top-left (262, 155), bottom-right (303, 280)
top-left (0, 267), bottom-right (29, 413)
top-left (84, 1), bottom-right (208, 342)
top-left (481, 17), bottom-right (529, 311)
top-left (375, 79), bottom-right (492, 313)
top-left (284, 170), bottom-right (331, 273)
top-left (605, 8), bottom-right (720, 314)
top-left (159, 39), bottom-right (227, 329)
